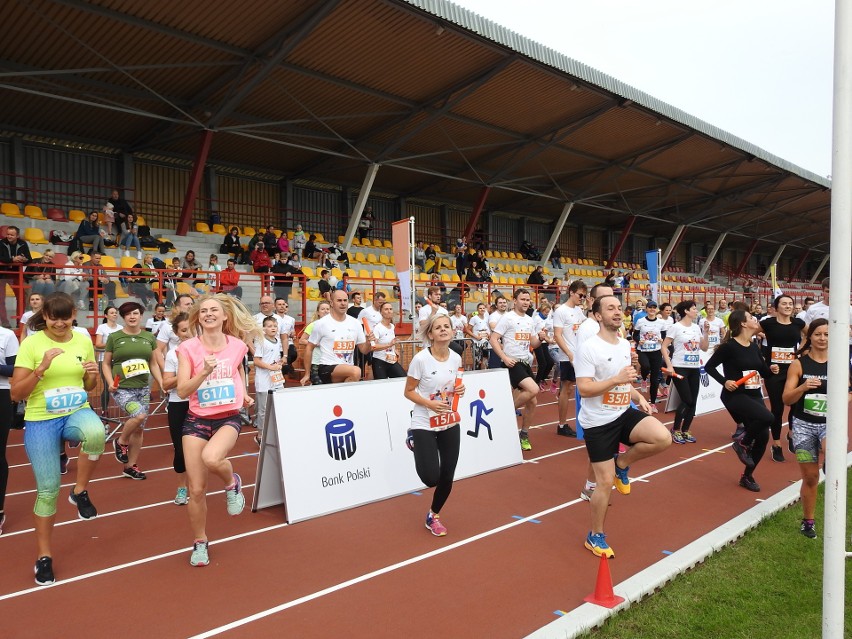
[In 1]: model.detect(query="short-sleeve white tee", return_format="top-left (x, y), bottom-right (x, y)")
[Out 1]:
top-left (668, 322), bottom-right (703, 368)
top-left (634, 316), bottom-right (664, 352)
top-left (575, 334), bottom-right (633, 429)
top-left (371, 322), bottom-right (398, 363)
top-left (407, 347), bottom-right (463, 431)
top-left (163, 347), bottom-right (186, 403)
top-left (552, 304), bottom-right (585, 361)
top-left (308, 314), bottom-right (365, 366)
top-left (253, 335), bottom-right (283, 392)
top-left (493, 311), bottom-right (535, 362)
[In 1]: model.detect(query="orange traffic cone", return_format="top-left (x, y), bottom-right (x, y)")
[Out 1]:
top-left (583, 554), bottom-right (625, 608)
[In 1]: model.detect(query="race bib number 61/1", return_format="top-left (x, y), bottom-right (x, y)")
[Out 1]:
top-left (197, 378), bottom-right (236, 408)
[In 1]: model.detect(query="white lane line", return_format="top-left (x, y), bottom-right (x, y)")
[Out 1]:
top-left (186, 442), bottom-right (734, 639)
top-left (0, 520), bottom-right (288, 603)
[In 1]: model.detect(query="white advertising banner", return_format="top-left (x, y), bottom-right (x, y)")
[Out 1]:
top-left (256, 369), bottom-right (522, 523)
top-left (664, 349), bottom-right (726, 416)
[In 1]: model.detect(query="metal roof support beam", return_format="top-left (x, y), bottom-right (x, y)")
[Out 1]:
top-left (787, 249), bottom-right (810, 281)
top-left (763, 244), bottom-right (787, 280)
top-left (697, 232), bottom-right (727, 280)
top-left (343, 163), bottom-right (380, 253)
top-left (734, 239), bottom-right (759, 276)
top-left (604, 215), bottom-right (637, 269)
top-left (177, 129), bottom-right (214, 236)
top-left (808, 254), bottom-right (830, 285)
top-left (463, 186), bottom-right (491, 242)
top-left (661, 225), bottom-right (686, 271)
top-left (539, 201), bottom-right (573, 269)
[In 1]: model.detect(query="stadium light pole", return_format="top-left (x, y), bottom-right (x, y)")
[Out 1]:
top-left (823, 2), bottom-right (851, 637)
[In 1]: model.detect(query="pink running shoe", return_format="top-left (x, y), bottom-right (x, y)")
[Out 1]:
top-left (618, 443), bottom-right (628, 454)
top-left (425, 512), bottom-right (447, 536)
top-left (550, 380), bottom-right (559, 394)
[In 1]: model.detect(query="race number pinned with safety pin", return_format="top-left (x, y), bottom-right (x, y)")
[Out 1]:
top-left (45, 386), bottom-right (87, 415)
top-left (197, 378), bottom-right (236, 408)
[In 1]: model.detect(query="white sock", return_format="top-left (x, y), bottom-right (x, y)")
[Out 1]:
top-left (585, 480), bottom-right (597, 490)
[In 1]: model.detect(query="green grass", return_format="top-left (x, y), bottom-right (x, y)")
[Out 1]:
top-left (586, 473), bottom-right (852, 639)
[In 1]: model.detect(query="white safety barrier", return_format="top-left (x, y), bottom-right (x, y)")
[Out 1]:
top-left (253, 369), bottom-right (523, 522)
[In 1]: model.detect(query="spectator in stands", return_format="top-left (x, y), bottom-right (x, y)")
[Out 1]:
top-left (109, 189), bottom-right (133, 235)
top-left (75, 211), bottom-right (108, 256)
top-left (27, 249), bottom-right (57, 297)
top-left (318, 269), bottom-right (333, 301)
top-left (262, 225), bottom-right (278, 258)
top-left (603, 269), bottom-right (616, 288)
top-left (125, 254), bottom-right (158, 308)
top-left (88, 252), bottom-right (116, 309)
top-left (102, 202), bottom-right (116, 238)
top-left (326, 242), bottom-right (350, 270)
top-left (550, 246), bottom-right (562, 270)
top-left (527, 265), bottom-right (545, 289)
top-left (180, 250), bottom-right (201, 285)
top-left (414, 241), bottom-right (426, 273)
top-left (205, 254), bottom-right (221, 292)
top-left (292, 224), bottom-right (306, 259)
top-left (250, 242), bottom-right (271, 274)
top-left (545, 277), bottom-right (561, 301)
top-left (247, 229), bottom-right (264, 255)
top-left (742, 279), bottom-right (756, 304)
top-left (274, 230), bottom-right (290, 257)
top-left (424, 244), bottom-right (439, 274)
top-left (303, 234), bottom-right (323, 263)
top-left (336, 272), bottom-right (352, 293)
top-left (455, 236), bottom-right (467, 278)
top-left (163, 257), bottom-right (184, 306)
top-left (519, 240), bottom-right (541, 261)
top-left (271, 255), bottom-right (295, 301)
top-left (0, 226), bottom-right (32, 328)
top-left (622, 270), bottom-right (632, 292)
top-left (58, 251), bottom-right (89, 310)
top-left (358, 207), bottom-right (375, 242)
top-left (119, 212), bottom-right (142, 260)
top-left (218, 259), bottom-right (242, 299)
top-left (221, 227), bottom-right (245, 264)
top-left (428, 273), bottom-right (446, 300)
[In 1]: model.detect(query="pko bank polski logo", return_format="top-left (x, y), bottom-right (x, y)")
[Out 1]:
top-left (699, 358), bottom-right (710, 388)
top-left (325, 405), bottom-right (356, 461)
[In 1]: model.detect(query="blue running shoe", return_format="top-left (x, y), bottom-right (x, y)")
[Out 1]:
top-left (613, 459), bottom-right (630, 495)
top-left (584, 531), bottom-right (614, 558)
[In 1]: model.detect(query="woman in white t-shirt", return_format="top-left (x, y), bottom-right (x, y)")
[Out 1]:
top-left (18, 292), bottom-right (44, 343)
top-left (656, 302), bottom-right (676, 397)
top-left (449, 303), bottom-right (468, 354)
top-left (661, 300), bottom-right (709, 444)
top-left (403, 313), bottom-right (465, 537)
top-left (466, 303), bottom-right (491, 369)
top-left (94, 306), bottom-right (123, 414)
top-left (370, 302), bottom-right (405, 379)
top-left (160, 313), bottom-right (192, 505)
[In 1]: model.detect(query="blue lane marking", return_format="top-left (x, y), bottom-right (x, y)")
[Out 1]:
top-left (554, 610), bottom-right (567, 617)
top-left (662, 550), bottom-right (673, 555)
top-left (512, 515), bottom-right (541, 524)
top-left (411, 491), bottom-right (423, 496)
top-left (242, 452), bottom-right (259, 457)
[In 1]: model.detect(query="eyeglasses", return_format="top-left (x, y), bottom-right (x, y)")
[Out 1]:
top-left (576, 293), bottom-right (587, 299)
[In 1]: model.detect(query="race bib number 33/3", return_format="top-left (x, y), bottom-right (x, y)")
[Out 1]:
top-left (197, 378), bottom-right (236, 408)
top-left (45, 386), bottom-right (87, 414)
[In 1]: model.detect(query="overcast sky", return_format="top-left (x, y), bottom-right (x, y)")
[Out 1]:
top-left (452, 0), bottom-right (835, 179)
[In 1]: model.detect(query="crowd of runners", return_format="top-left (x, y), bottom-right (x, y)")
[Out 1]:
top-left (0, 273), bottom-right (849, 585)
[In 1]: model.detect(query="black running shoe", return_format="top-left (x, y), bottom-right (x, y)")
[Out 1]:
top-left (68, 489), bottom-right (98, 519)
top-left (732, 437), bottom-right (755, 470)
top-left (800, 520), bottom-right (817, 539)
top-left (59, 453), bottom-right (69, 475)
top-left (113, 438), bottom-right (129, 464)
top-left (556, 424), bottom-right (577, 437)
top-left (35, 556), bottom-right (55, 586)
top-left (730, 423), bottom-right (745, 440)
top-left (771, 445), bottom-right (785, 463)
top-left (739, 474), bottom-right (760, 492)
top-left (122, 465), bottom-right (147, 480)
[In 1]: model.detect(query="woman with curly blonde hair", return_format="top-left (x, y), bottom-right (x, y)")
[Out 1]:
top-left (176, 294), bottom-right (260, 567)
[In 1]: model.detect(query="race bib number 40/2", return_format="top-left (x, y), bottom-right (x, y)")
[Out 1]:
top-left (45, 386), bottom-right (87, 415)
top-left (197, 378), bottom-right (236, 408)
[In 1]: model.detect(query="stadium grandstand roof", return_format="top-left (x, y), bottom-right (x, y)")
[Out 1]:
top-left (0, 0), bottom-right (833, 254)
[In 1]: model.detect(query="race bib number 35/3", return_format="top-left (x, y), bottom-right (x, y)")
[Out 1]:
top-left (197, 378), bottom-right (236, 408)
top-left (602, 384), bottom-right (631, 410)
top-left (45, 386), bottom-right (87, 415)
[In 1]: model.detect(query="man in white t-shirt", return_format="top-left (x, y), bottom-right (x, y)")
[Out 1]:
top-left (490, 288), bottom-right (541, 451)
top-left (552, 279), bottom-right (588, 437)
top-left (418, 286), bottom-right (450, 348)
top-left (575, 295), bottom-right (671, 559)
top-left (301, 288), bottom-right (369, 385)
top-left (802, 277), bottom-right (852, 358)
top-left (274, 297), bottom-right (297, 372)
top-left (357, 291), bottom-right (386, 374)
top-left (796, 296), bottom-right (814, 322)
top-left (486, 295), bottom-right (508, 368)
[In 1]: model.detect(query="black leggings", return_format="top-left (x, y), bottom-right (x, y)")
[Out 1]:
top-left (0, 389), bottom-right (11, 513)
top-left (534, 344), bottom-right (554, 383)
top-left (638, 350), bottom-right (663, 402)
top-left (672, 367), bottom-right (700, 432)
top-left (764, 371), bottom-right (788, 441)
top-left (412, 424), bottom-right (461, 514)
top-left (167, 400), bottom-right (190, 474)
top-left (721, 390), bottom-right (772, 474)
top-left (372, 358), bottom-right (406, 379)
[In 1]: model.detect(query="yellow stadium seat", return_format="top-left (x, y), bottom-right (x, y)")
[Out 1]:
top-left (100, 255), bottom-right (117, 268)
top-left (30, 251), bottom-right (42, 259)
top-left (176, 282), bottom-right (192, 295)
top-left (371, 239), bottom-right (382, 248)
top-left (243, 226), bottom-right (256, 237)
top-left (301, 266), bottom-right (315, 278)
top-left (135, 215), bottom-right (146, 226)
top-left (450, 274), bottom-right (460, 282)
top-left (372, 269), bottom-right (383, 279)
top-left (485, 250), bottom-right (493, 258)
top-left (212, 224), bottom-right (227, 235)
top-left (115, 282), bottom-right (129, 298)
top-left (417, 272), bottom-right (428, 281)
top-left (24, 205), bottom-right (46, 220)
top-left (384, 270), bottom-right (395, 280)
top-left (366, 254), bottom-right (378, 264)
top-left (314, 233), bottom-right (325, 243)
top-left (344, 268), bottom-right (355, 277)
top-left (23, 227), bottom-right (48, 244)
top-left (81, 254), bottom-right (91, 263)
top-left (358, 269), bottom-right (371, 278)
top-left (350, 237), bottom-right (360, 246)
top-left (379, 254), bottom-right (389, 265)
top-left (286, 230), bottom-right (294, 240)
top-left (307, 288), bottom-right (320, 301)
top-left (1, 203), bottom-right (23, 217)
top-left (382, 240), bottom-right (392, 249)
top-left (331, 267), bottom-right (343, 279)
top-left (338, 235), bottom-right (346, 244)
top-left (195, 222), bottom-right (211, 233)
top-left (500, 251), bottom-right (509, 259)
top-left (68, 209), bottom-right (86, 223)
top-left (354, 252), bottom-right (366, 264)
top-left (120, 256), bottom-right (137, 269)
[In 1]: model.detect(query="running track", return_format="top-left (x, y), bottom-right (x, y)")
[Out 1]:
top-left (2, 389), bottom-right (849, 639)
